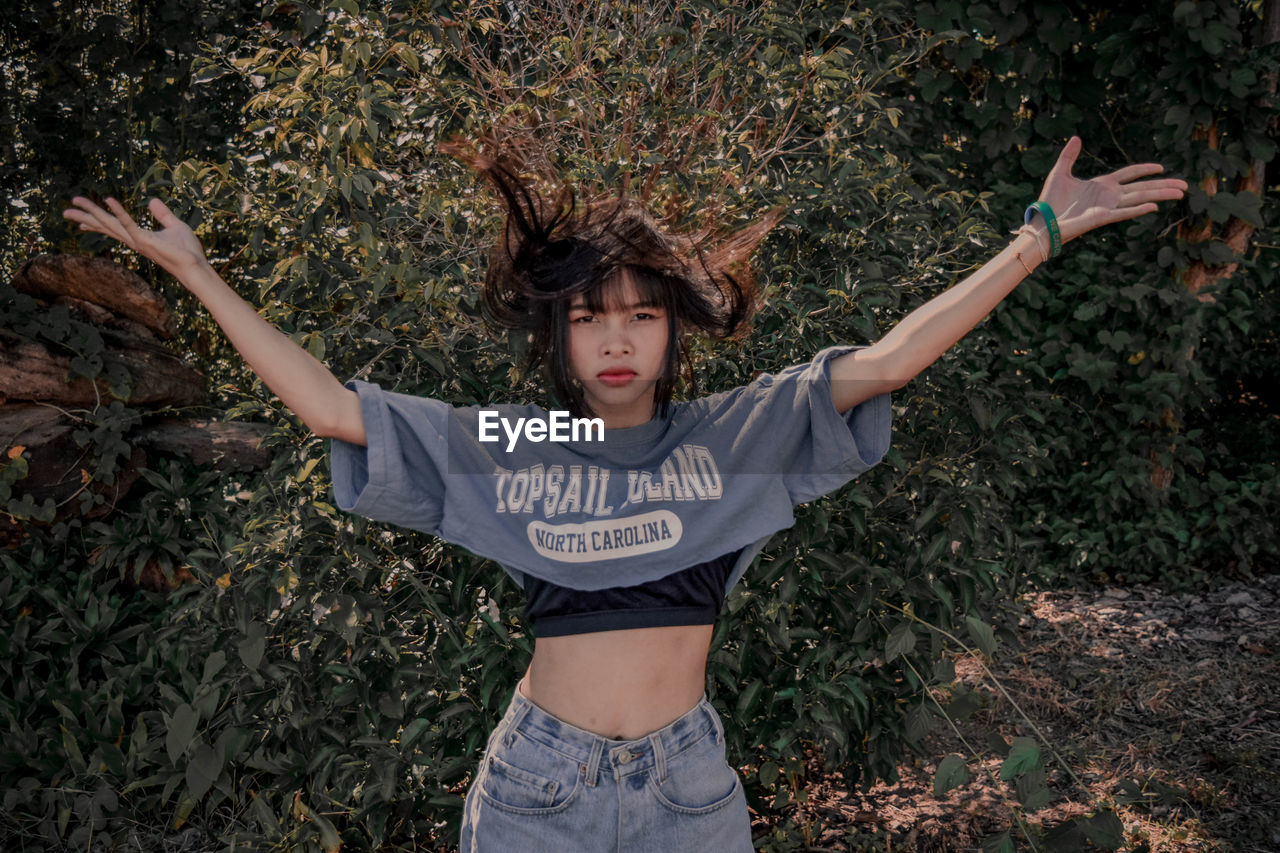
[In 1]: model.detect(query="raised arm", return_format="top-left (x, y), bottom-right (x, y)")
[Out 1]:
top-left (829, 137), bottom-right (1188, 413)
top-left (63, 197), bottom-right (366, 445)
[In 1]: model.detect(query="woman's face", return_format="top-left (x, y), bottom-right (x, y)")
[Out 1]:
top-left (566, 268), bottom-right (669, 429)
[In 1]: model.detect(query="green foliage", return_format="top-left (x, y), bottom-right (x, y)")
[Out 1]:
top-left (890, 0), bottom-right (1280, 588)
top-left (0, 0), bottom-right (1275, 850)
top-left (0, 0), bottom-right (264, 272)
top-left (0, 479), bottom-right (234, 849)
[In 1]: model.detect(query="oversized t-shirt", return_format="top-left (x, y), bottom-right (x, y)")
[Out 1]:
top-left (329, 345), bottom-right (892, 593)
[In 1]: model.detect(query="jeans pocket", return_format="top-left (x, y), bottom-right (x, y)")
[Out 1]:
top-left (477, 733), bottom-right (583, 816)
top-left (646, 734), bottom-right (743, 815)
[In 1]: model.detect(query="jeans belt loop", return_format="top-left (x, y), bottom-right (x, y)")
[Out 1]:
top-left (649, 731), bottom-right (669, 783)
top-left (502, 690), bottom-right (534, 746)
top-left (584, 738), bottom-right (605, 788)
top-left (705, 699), bottom-right (724, 744)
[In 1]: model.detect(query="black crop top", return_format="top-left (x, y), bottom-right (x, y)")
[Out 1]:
top-left (523, 548), bottom-right (745, 637)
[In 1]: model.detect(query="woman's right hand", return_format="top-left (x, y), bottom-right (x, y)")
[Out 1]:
top-left (63, 196), bottom-right (209, 280)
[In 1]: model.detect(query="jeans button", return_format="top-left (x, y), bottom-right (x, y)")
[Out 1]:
top-left (616, 750), bottom-right (633, 765)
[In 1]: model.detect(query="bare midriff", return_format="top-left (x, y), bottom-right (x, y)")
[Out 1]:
top-left (522, 624), bottom-right (714, 740)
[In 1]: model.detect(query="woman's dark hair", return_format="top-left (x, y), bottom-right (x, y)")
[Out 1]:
top-left (441, 138), bottom-right (782, 419)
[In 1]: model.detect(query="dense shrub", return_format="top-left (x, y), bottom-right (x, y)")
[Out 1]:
top-left (1, 0), bottom-right (1274, 850)
top-left (890, 0), bottom-right (1280, 587)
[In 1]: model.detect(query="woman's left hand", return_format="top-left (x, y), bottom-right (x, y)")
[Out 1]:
top-left (1035, 136), bottom-right (1188, 244)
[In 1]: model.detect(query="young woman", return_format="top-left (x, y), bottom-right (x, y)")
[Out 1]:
top-left (63, 135), bottom-right (1185, 852)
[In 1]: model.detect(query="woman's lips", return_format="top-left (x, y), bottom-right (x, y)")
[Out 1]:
top-left (597, 370), bottom-right (637, 387)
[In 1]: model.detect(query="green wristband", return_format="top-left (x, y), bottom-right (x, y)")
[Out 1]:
top-left (1024, 201), bottom-right (1061, 258)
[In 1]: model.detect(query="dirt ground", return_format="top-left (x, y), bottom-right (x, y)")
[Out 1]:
top-left (752, 572), bottom-right (1280, 852)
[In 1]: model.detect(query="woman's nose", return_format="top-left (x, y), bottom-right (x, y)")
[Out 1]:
top-left (600, 321), bottom-right (632, 354)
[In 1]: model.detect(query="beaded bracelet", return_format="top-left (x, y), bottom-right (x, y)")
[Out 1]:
top-left (1024, 201), bottom-right (1062, 258)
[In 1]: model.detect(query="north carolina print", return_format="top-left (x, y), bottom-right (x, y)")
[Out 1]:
top-left (493, 443), bottom-right (723, 562)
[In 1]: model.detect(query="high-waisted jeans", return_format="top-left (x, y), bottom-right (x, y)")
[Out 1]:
top-left (458, 683), bottom-right (753, 852)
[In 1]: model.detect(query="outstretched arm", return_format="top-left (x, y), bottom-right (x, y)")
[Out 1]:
top-left (63, 197), bottom-right (366, 445)
top-left (829, 137), bottom-right (1188, 413)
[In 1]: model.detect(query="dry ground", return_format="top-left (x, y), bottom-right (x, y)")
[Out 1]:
top-left (751, 572), bottom-right (1280, 852)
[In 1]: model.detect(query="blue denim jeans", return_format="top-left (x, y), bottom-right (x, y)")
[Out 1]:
top-left (458, 683), bottom-right (753, 852)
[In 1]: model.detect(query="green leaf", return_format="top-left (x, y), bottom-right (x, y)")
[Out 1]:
top-left (60, 725), bottom-right (86, 774)
top-left (399, 717), bottom-right (435, 753)
top-left (171, 795), bottom-right (196, 831)
top-left (166, 703), bottom-right (198, 764)
top-left (238, 622), bottom-right (267, 671)
top-left (1000, 736), bottom-right (1041, 780)
top-left (921, 532), bottom-right (949, 564)
top-left (980, 831), bottom-right (1015, 853)
top-left (312, 809), bottom-right (344, 853)
top-left (201, 649), bottom-right (226, 683)
top-left (885, 621), bottom-right (916, 662)
top-left (943, 686), bottom-right (982, 721)
top-left (965, 615), bottom-right (996, 656)
top-left (736, 680), bottom-right (764, 718)
top-left (932, 657), bottom-right (955, 683)
top-left (396, 43), bottom-right (419, 72)
top-left (185, 739), bottom-right (221, 800)
top-left (905, 702), bottom-right (934, 743)
top-left (1015, 766), bottom-right (1050, 810)
top-left (933, 754), bottom-right (968, 797)
top-left (1080, 810), bottom-right (1125, 849)
top-left (306, 333), bottom-right (326, 361)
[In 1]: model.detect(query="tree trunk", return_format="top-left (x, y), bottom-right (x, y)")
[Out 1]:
top-left (0, 405), bottom-right (271, 547)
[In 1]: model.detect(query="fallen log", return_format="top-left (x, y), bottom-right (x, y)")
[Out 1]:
top-left (133, 418), bottom-right (273, 471)
top-left (0, 328), bottom-right (207, 408)
top-left (13, 254), bottom-right (177, 339)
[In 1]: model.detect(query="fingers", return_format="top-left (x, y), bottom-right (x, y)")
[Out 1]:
top-left (105, 197), bottom-right (144, 240)
top-left (62, 195), bottom-right (179, 249)
top-left (1101, 202), bottom-right (1159, 226)
top-left (61, 196), bottom-right (102, 229)
top-left (1050, 136), bottom-right (1083, 175)
top-left (1119, 185), bottom-right (1188, 207)
top-left (148, 197), bottom-right (179, 226)
top-left (63, 196), bottom-right (134, 246)
top-left (1110, 162), bottom-right (1169, 184)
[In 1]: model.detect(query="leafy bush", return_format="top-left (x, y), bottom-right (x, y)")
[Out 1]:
top-left (1, 0), bottom-right (1275, 850)
top-left (890, 0), bottom-right (1280, 588)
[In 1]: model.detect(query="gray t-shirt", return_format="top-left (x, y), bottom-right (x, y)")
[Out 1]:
top-left (330, 345), bottom-right (892, 593)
